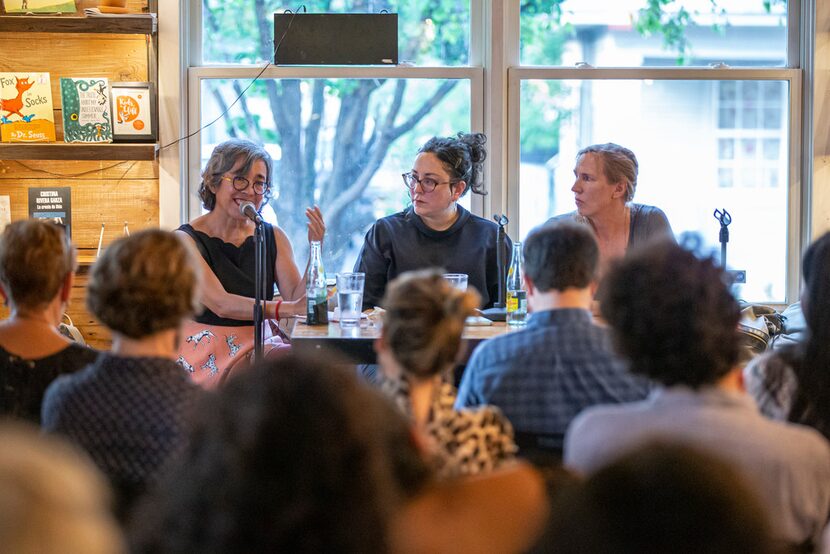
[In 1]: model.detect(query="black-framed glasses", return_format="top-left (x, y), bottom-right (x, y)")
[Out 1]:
top-left (402, 172), bottom-right (457, 193)
top-left (221, 175), bottom-right (269, 195)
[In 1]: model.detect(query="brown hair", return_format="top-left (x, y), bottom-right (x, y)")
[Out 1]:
top-left (381, 270), bottom-right (480, 379)
top-left (86, 229), bottom-right (201, 339)
top-left (0, 220), bottom-right (76, 311)
top-left (577, 143), bottom-right (638, 202)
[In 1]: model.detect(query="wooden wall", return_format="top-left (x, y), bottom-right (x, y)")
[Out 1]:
top-left (0, 0), bottom-right (157, 350)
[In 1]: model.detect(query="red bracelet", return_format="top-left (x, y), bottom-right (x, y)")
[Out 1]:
top-left (274, 299), bottom-right (283, 321)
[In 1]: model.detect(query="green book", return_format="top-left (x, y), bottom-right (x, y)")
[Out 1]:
top-left (60, 77), bottom-right (113, 143)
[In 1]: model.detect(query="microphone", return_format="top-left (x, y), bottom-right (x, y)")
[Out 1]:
top-left (239, 201), bottom-right (263, 224)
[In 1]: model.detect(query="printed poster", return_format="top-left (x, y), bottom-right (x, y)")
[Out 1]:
top-left (28, 187), bottom-right (71, 240)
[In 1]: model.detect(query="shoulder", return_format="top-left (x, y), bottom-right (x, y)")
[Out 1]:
top-left (545, 211), bottom-right (580, 226)
top-left (631, 203), bottom-right (671, 227)
top-left (367, 210), bottom-right (411, 235)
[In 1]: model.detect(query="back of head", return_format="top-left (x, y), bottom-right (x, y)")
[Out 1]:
top-left (130, 353), bottom-right (418, 553)
top-left (577, 143), bottom-right (638, 202)
top-left (419, 132), bottom-right (488, 196)
top-left (524, 222), bottom-right (598, 292)
top-left (86, 229), bottom-right (201, 339)
top-left (547, 442), bottom-right (774, 554)
top-left (599, 240), bottom-right (740, 388)
top-left (381, 270), bottom-right (480, 379)
top-left (0, 423), bottom-right (124, 554)
top-left (0, 219), bottom-right (75, 312)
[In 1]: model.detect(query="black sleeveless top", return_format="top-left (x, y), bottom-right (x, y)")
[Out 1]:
top-left (178, 223), bottom-right (278, 327)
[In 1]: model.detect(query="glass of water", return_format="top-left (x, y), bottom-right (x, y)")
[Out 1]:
top-left (443, 273), bottom-right (468, 291)
top-left (336, 272), bottom-right (365, 328)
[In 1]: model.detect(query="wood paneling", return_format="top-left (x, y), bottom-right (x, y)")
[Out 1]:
top-left (0, 15), bottom-right (156, 34)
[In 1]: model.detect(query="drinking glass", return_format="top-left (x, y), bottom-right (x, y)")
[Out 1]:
top-left (336, 272), bottom-right (365, 328)
top-left (443, 273), bottom-right (468, 291)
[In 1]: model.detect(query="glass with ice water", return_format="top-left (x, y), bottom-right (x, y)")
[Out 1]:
top-left (336, 272), bottom-right (365, 328)
top-left (443, 273), bottom-right (468, 291)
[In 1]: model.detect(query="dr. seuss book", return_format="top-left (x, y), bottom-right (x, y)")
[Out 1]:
top-left (60, 78), bottom-right (113, 143)
top-left (0, 73), bottom-right (55, 143)
top-left (1, 0), bottom-right (77, 13)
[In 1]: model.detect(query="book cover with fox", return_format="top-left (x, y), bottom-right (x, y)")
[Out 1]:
top-left (0, 73), bottom-right (56, 142)
top-left (61, 77), bottom-right (113, 143)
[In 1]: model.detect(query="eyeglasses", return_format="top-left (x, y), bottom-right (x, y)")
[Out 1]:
top-left (221, 175), bottom-right (269, 195)
top-left (402, 172), bottom-right (457, 193)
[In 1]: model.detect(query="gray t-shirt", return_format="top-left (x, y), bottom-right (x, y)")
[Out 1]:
top-left (546, 203), bottom-right (674, 247)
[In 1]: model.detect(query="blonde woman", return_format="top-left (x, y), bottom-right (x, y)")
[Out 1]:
top-left (375, 270), bottom-right (516, 478)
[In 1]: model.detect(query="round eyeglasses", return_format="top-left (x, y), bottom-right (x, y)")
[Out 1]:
top-left (402, 172), bottom-right (457, 193)
top-left (221, 175), bottom-right (269, 196)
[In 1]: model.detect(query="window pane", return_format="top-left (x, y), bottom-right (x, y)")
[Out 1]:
top-left (520, 0), bottom-right (787, 67)
top-left (200, 78), bottom-right (471, 273)
top-left (518, 78), bottom-right (789, 302)
top-left (202, 0), bottom-right (470, 66)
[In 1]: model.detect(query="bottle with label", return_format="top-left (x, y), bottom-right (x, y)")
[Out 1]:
top-left (506, 241), bottom-right (527, 326)
top-left (306, 240), bottom-right (328, 325)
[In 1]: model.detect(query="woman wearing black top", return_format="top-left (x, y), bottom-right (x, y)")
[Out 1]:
top-left (176, 139), bottom-right (325, 387)
top-left (0, 220), bottom-right (97, 423)
top-left (355, 132), bottom-right (506, 310)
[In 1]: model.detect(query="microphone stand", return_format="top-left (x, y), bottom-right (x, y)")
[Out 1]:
top-left (714, 208), bottom-right (731, 268)
top-left (481, 214), bottom-right (509, 322)
top-left (253, 217), bottom-right (266, 364)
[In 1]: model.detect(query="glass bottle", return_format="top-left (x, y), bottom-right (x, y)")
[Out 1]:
top-left (306, 241), bottom-right (328, 325)
top-left (506, 241), bottom-right (527, 326)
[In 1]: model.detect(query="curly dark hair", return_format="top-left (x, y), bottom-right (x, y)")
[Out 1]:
top-left (418, 132), bottom-right (488, 196)
top-left (599, 240), bottom-right (740, 388)
top-left (86, 229), bottom-right (201, 339)
top-left (524, 222), bottom-right (598, 292)
top-left (546, 442), bottom-right (774, 554)
top-left (129, 353), bottom-right (430, 554)
top-left (198, 139), bottom-right (274, 211)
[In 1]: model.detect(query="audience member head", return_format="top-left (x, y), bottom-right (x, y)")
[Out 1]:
top-left (380, 269), bottom-right (480, 380)
top-left (785, 232), bottom-right (830, 437)
top-left (524, 222), bottom-right (599, 292)
top-left (576, 143), bottom-right (639, 202)
top-left (546, 442), bottom-right (775, 554)
top-left (600, 240), bottom-right (740, 388)
top-left (418, 132), bottom-right (488, 197)
top-left (86, 229), bottom-right (201, 340)
top-left (0, 219), bottom-right (75, 314)
top-left (0, 423), bottom-right (124, 554)
top-left (130, 353), bottom-right (426, 553)
top-left (198, 138), bottom-right (273, 211)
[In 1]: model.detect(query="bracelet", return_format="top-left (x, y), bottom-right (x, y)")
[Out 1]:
top-left (274, 299), bottom-right (283, 321)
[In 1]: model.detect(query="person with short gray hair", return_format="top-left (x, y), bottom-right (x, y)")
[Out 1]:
top-left (42, 229), bottom-right (204, 521)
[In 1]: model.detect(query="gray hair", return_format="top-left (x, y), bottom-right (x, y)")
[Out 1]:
top-left (199, 139), bottom-right (274, 211)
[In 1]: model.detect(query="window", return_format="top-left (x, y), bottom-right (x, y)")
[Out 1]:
top-left (189, 0), bottom-right (480, 273)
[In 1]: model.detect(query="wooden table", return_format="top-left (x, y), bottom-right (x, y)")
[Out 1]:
top-left (286, 317), bottom-right (519, 364)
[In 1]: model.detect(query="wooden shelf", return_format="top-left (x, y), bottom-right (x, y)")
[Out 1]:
top-left (0, 14), bottom-right (156, 34)
top-left (0, 142), bottom-right (157, 160)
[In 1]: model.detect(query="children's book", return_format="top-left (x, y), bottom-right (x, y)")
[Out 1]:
top-left (0, 73), bottom-right (55, 142)
top-left (1, 0), bottom-right (77, 13)
top-left (60, 77), bottom-right (113, 143)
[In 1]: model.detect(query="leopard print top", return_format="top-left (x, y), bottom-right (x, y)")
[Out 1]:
top-left (381, 375), bottom-right (517, 479)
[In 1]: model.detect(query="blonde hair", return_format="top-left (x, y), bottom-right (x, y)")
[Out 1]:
top-left (381, 270), bottom-right (480, 379)
top-left (87, 229), bottom-right (202, 339)
top-left (0, 220), bottom-right (76, 311)
top-left (578, 143), bottom-right (639, 202)
top-left (0, 423), bottom-right (124, 554)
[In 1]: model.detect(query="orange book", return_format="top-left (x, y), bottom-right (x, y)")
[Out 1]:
top-left (0, 72), bottom-right (56, 143)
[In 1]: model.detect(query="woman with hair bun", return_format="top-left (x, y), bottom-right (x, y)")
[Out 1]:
top-left (356, 132), bottom-right (508, 310)
top-left (375, 270), bottom-right (516, 478)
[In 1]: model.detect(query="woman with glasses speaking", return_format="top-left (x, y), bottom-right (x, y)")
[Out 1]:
top-left (355, 132), bottom-right (507, 310)
top-left (176, 139), bottom-right (325, 387)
